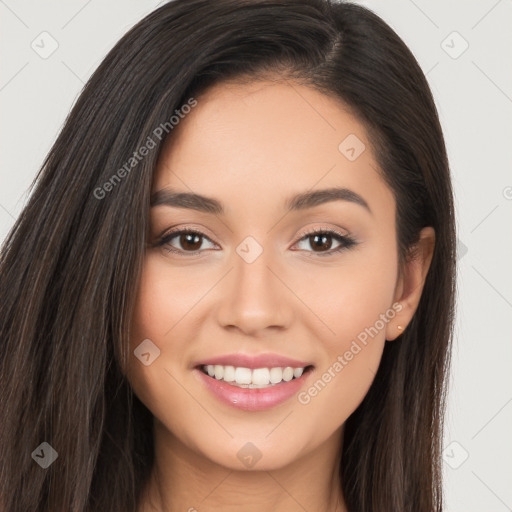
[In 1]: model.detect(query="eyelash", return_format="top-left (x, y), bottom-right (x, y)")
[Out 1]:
top-left (155, 226), bottom-right (357, 257)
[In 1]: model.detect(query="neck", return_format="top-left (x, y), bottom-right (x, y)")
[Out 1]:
top-left (139, 419), bottom-right (347, 512)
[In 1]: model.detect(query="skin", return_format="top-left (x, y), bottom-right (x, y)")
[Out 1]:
top-left (126, 78), bottom-right (435, 512)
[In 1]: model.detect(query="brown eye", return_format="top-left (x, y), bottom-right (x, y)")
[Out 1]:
top-left (178, 232), bottom-right (203, 251)
top-left (294, 228), bottom-right (356, 256)
top-left (158, 229), bottom-right (217, 254)
top-left (308, 233), bottom-right (333, 252)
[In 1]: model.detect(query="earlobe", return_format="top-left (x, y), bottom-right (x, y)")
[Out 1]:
top-left (386, 319), bottom-right (405, 342)
top-left (386, 227), bottom-right (436, 341)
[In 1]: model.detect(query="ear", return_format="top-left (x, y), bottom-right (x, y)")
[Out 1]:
top-left (385, 227), bottom-right (435, 341)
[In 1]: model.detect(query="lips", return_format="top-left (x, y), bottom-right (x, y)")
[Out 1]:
top-left (193, 353), bottom-right (315, 411)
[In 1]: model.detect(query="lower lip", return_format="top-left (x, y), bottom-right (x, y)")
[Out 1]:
top-left (194, 367), bottom-right (313, 411)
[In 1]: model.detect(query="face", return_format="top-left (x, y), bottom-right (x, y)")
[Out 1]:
top-left (125, 79), bottom-right (427, 472)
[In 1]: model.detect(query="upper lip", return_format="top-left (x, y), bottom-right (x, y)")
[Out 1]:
top-left (194, 353), bottom-right (313, 370)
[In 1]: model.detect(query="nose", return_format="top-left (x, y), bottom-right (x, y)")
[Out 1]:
top-left (215, 246), bottom-right (293, 336)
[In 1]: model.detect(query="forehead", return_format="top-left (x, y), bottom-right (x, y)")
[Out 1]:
top-left (153, 80), bottom-right (394, 220)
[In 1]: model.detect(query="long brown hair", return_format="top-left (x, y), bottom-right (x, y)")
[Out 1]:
top-left (0, 1), bottom-right (456, 510)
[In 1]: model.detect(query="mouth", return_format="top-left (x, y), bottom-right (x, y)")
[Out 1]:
top-left (193, 362), bottom-right (315, 411)
top-left (198, 364), bottom-right (314, 389)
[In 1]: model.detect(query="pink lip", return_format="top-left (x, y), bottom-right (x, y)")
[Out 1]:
top-left (194, 366), bottom-right (314, 411)
top-left (194, 353), bottom-right (312, 370)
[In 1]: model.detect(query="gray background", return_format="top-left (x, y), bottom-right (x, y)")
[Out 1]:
top-left (1, 0), bottom-right (511, 510)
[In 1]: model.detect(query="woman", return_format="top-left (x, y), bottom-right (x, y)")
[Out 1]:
top-left (0, 0), bottom-right (456, 510)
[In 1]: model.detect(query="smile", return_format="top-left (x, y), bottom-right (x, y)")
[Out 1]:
top-left (194, 358), bottom-right (314, 411)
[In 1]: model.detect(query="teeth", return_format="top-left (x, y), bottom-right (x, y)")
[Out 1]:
top-left (214, 365), bottom-right (224, 380)
top-left (283, 367), bottom-right (294, 382)
top-left (234, 367), bottom-right (252, 384)
top-left (293, 367), bottom-right (304, 378)
top-left (223, 365), bottom-right (235, 382)
top-left (269, 367), bottom-right (283, 384)
top-left (252, 368), bottom-right (270, 386)
top-left (203, 364), bottom-right (308, 387)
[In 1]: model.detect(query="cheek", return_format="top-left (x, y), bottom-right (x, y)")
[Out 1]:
top-left (126, 256), bottom-right (189, 398)
top-left (130, 253), bottom-right (210, 344)
top-left (126, 260), bottom-right (230, 461)
top-left (293, 245), bottom-right (397, 418)
top-left (294, 243), bottom-right (398, 350)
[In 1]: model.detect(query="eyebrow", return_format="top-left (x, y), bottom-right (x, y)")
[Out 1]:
top-left (150, 186), bottom-right (372, 215)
